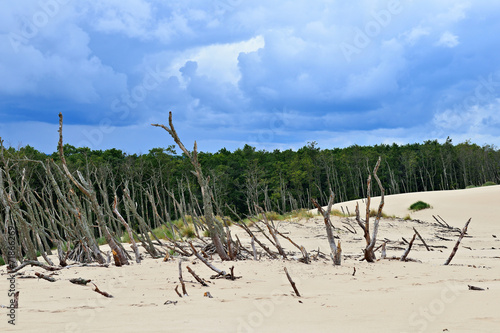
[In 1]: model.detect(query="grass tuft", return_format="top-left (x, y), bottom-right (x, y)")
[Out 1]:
top-left (409, 200), bottom-right (431, 211)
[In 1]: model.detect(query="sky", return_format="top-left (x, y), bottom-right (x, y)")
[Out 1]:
top-left (1, 0), bottom-right (500, 154)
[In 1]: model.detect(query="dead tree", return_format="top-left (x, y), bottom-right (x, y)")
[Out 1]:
top-left (311, 191), bottom-right (341, 265)
top-left (355, 156), bottom-right (385, 262)
top-left (153, 112), bottom-right (230, 261)
top-left (58, 113), bottom-right (128, 266)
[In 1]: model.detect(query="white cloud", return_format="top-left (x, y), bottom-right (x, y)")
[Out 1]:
top-left (436, 31), bottom-right (459, 48)
top-left (402, 26), bottom-right (430, 45)
top-left (433, 99), bottom-right (500, 134)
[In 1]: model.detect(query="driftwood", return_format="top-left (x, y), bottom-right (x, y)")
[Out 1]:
top-left (187, 266), bottom-right (208, 286)
top-left (189, 242), bottom-right (226, 277)
top-left (312, 192), bottom-right (341, 265)
top-left (91, 283), bottom-right (113, 298)
top-left (8, 260), bottom-right (61, 274)
top-left (400, 233), bottom-right (416, 261)
top-left (35, 272), bottom-right (56, 282)
top-left (174, 285), bottom-right (182, 298)
top-left (444, 218), bottom-right (471, 265)
top-left (69, 278), bottom-right (92, 285)
top-left (164, 300), bottom-right (178, 305)
top-left (284, 267), bottom-right (301, 297)
top-left (468, 285), bottom-right (485, 291)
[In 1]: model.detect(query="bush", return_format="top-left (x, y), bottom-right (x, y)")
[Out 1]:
top-left (0, 256), bottom-right (5, 266)
top-left (482, 181), bottom-right (496, 187)
top-left (409, 201), bottom-right (431, 211)
top-left (403, 214), bottom-right (411, 221)
top-left (466, 185), bottom-right (477, 189)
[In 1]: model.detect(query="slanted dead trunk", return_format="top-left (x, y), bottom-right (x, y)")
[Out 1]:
top-left (153, 113), bottom-right (230, 261)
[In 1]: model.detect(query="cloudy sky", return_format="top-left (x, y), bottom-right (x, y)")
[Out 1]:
top-left (1, 0), bottom-right (500, 154)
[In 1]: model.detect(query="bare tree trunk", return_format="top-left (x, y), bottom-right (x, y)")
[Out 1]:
top-left (311, 191), bottom-right (341, 265)
top-left (58, 113), bottom-right (127, 266)
top-left (355, 156), bottom-right (385, 262)
top-left (113, 196), bottom-right (141, 263)
top-left (152, 113), bottom-right (230, 260)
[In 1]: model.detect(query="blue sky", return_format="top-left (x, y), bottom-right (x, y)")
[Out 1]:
top-left (1, 0), bottom-right (500, 154)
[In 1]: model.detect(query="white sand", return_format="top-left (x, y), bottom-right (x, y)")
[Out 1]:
top-left (1, 186), bottom-right (500, 332)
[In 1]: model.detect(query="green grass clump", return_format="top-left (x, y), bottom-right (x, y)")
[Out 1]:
top-left (180, 225), bottom-right (196, 238)
top-left (482, 181), bottom-right (496, 186)
top-left (403, 214), bottom-right (411, 220)
top-left (97, 236), bottom-right (107, 246)
top-left (466, 185), bottom-right (477, 189)
top-left (265, 211), bottom-right (284, 221)
top-left (282, 209), bottom-right (315, 220)
top-left (369, 209), bottom-right (389, 218)
top-left (0, 256), bottom-right (5, 266)
top-left (331, 209), bottom-right (349, 217)
top-left (409, 201), bottom-right (431, 211)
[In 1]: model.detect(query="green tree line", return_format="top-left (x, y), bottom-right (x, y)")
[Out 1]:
top-left (4, 137), bottom-right (499, 219)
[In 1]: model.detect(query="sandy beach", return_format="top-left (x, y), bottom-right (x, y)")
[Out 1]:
top-left (1, 185), bottom-right (500, 333)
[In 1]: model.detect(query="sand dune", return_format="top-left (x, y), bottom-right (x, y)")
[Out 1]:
top-left (1, 186), bottom-right (500, 332)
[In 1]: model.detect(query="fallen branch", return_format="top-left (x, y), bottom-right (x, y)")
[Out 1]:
top-left (69, 278), bottom-right (92, 285)
top-left (174, 285), bottom-right (182, 298)
top-left (91, 283), bottom-right (113, 298)
top-left (189, 242), bottom-right (226, 276)
top-left (468, 285), bottom-right (485, 291)
top-left (34, 272), bottom-right (56, 282)
top-left (8, 261), bottom-right (61, 274)
top-left (187, 266), bottom-right (208, 287)
top-left (444, 218), bottom-right (471, 265)
top-left (284, 267), bottom-right (301, 297)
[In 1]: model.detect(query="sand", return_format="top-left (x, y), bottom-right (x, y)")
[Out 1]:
top-left (1, 186), bottom-right (500, 332)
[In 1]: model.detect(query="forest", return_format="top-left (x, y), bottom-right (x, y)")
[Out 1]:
top-left (1, 114), bottom-right (499, 267)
